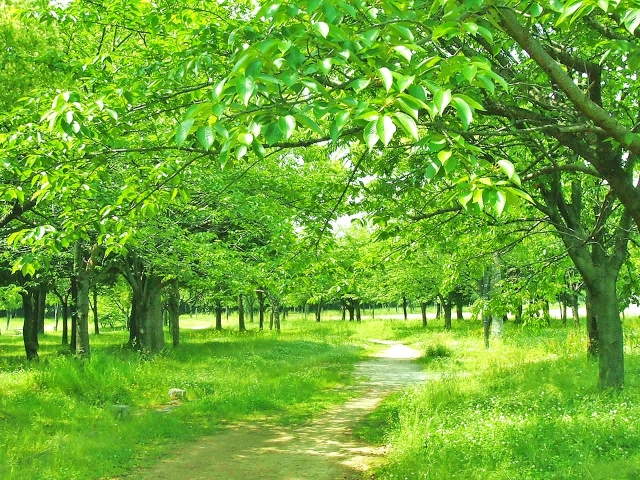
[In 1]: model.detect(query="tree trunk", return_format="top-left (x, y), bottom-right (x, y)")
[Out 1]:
top-left (257, 290), bottom-right (265, 330)
top-left (443, 300), bottom-right (452, 330)
top-left (315, 299), bottom-right (322, 322)
top-left (402, 294), bottom-right (408, 320)
top-left (543, 300), bottom-right (551, 326)
top-left (273, 298), bottom-right (281, 332)
top-left (341, 302), bottom-right (346, 321)
top-left (73, 242), bottom-right (91, 358)
top-left (61, 300), bottom-right (69, 345)
top-left (140, 274), bottom-right (164, 351)
top-left (420, 302), bottom-right (428, 327)
top-left (215, 301), bottom-right (223, 330)
top-left (92, 286), bottom-right (99, 335)
top-left (585, 275), bottom-right (623, 389)
top-left (571, 294), bottom-right (580, 326)
top-left (456, 301), bottom-right (464, 321)
top-left (238, 293), bottom-right (246, 332)
top-left (355, 299), bottom-right (361, 322)
top-left (585, 291), bottom-right (599, 359)
top-left (70, 276), bottom-right (78, 353)
top-left (21, 287), bottom-right (39, 360)
top-left (167, 280), bottom-right (180, 347)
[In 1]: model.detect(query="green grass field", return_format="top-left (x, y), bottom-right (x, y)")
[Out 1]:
top-left (2, 311), bottom-right (640, 479)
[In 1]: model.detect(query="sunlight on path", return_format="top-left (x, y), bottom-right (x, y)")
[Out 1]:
top-left (134, 341), bottom-right (426, 480)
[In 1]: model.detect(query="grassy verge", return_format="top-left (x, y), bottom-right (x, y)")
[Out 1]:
top-left (0, 316), bottom-right (401, 480)
top-left (357, 319), bottom-right (640, 480)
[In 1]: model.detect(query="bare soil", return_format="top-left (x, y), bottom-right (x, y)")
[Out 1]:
top-left (134, 340), bottom-right (426, 480)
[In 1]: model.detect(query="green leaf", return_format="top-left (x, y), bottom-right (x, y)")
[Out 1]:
top-left (495, 190), bottom-right (507, 215)
top-left (376, 116), bottom-right (396, 146)
top-left (279, 115), bottom-right (296, 140)
top-left (314, 21), bottom-right (330, 38)
top-left (434, 89), bottom-right (452, 115)
top-left (348, 78), bottom-right (371, 92)
top-left (394, 112), bottom-right (419, 140)
top-left (462, 64), bottom-right (477, 82)
top-left (451, 96), bottom-right (473, 129)
top-left (295, 113), bottom-right (323, 134)
top-left (237, 76), bottom-right (256, 106)
top-left (364, 120), bottom-right (379, 150)
top-left (394, 45), bottom-right (413, 62)
top-left (176, 119), bottom-right (195, 147)
top-left (196, 126), bottom-right (215, 150)
top-left (237, 132), bottom-right (254, 145)
top-left (497, 159), bottom-right (516, 180)
top-left (378, 67), bottom-right (393, 93)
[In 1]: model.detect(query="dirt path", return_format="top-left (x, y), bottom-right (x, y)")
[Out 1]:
top-left (136, 340), bottom-right (426, 480)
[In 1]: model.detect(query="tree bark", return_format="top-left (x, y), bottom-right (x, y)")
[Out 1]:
top-left (420, 302), bottom-right (428, 327)
top-left (257, 289), bottom-right (265, 330)
top-left (73, 242), bottom-right (91, 359)
top-left (215, 300), bottom-right (223, 331)
top-left (585, 291), bottom-right (599, 359)
top-left (315, 299), bottom-right (322, 322)
top-left (402, 294), bottom-right (408, 320)
top-left (355, 299), bottom-right (361, 322)
top-left (21, 287), bottom-right (39, 360)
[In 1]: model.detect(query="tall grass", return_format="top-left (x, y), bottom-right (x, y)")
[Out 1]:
top-left (359, 319), bottom-right (640, 480)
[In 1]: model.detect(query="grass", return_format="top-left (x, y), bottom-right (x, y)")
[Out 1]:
top-left (0, 313), bottom-right (402, 480)
top-left (3, 310), bottom-right (640, 479)
top-left (356, 318), bottom-right (640, 480)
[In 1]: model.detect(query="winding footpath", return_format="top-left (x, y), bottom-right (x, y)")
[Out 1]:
top-left (136, 341), bottom-right (426, 480)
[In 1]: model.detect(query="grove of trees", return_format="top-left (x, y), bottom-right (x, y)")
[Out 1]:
top-left (2, 0), bottom-right (640, 390)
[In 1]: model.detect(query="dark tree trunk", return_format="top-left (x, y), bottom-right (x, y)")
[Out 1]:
top-left (61, 300), bottom-right (69, 345)
top-left (92, 286), bottom-right (99, 335)
top-left (315, 299), bottom-right (322, 322)
top-left (456, 301), bottom-right (464, 321)
top-left (443, 299), bottom-right (452, 330)
top-left (436, 301), bottom-right (441, 319)
top-left (585, 291), bottom-right (599, 359)
top-left (215, 301), bottom-right (223, 331)
top-left (122, 255), bottom-right (164, 352)
top-left (402, 294), bottom-right (408, 320)
top-left (420, 302), bottom-right (428, 328)
top-left (238, 293), bottom-right (246, 332)
top-left (167, 280), bottom-right (180, 347)
top-left (21, 287), bottom-right (39, 360)
top-left (355, 299), bottom-right (361, 322)
top-left (341, 302), bottom-right (346, 321)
